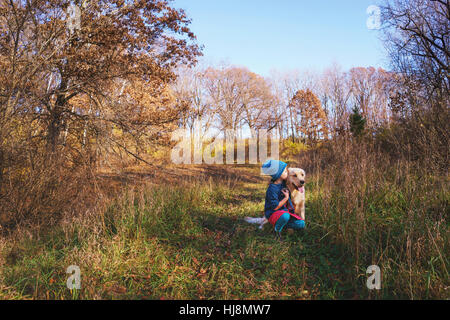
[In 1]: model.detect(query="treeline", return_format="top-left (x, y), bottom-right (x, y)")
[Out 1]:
top-left (171, 0), bottom-right (448, 170)
top-left (172, 64), bottom-right (395, 142)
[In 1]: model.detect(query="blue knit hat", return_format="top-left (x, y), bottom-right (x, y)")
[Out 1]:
top-left (262, 160), bottom-right (287, 181)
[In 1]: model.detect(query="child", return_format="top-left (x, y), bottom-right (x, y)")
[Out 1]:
top-left (262, 160), bottom-right (305, 235)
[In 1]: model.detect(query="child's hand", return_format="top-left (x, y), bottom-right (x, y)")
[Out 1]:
top-left (281, 188), bottom-right (289, 199)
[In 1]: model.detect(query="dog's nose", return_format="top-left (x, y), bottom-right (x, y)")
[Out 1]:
top-left (300, 180), bottom-right (305, 185)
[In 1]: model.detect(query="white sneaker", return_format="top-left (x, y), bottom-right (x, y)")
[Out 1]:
top-left (244, 217), bottom-right (267, 229)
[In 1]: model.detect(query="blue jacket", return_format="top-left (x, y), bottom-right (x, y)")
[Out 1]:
top-left (264, 181), bottom-right (293, 219)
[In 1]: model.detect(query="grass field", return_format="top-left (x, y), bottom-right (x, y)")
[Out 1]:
top-left (0, 164), bottom-right (448, 300)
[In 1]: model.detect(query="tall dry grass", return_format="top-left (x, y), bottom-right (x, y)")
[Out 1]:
top-left (0, 144), bottom-right (101, 235)
top-left (294, 133), bottom-right (448, 299)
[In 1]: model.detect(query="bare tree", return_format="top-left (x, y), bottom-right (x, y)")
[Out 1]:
top-left (381, 0), bottom-right (449, 101)
top-left (381, 0), bottom-right (449, 168)
top-left (349, 67), bottom-right (394, 128)
top-left (321, 63), bottom-right (353, 136)
top-left (203, 66), bottom-right (275, 134)
top-left (172, 64), bottom-right (215, 139)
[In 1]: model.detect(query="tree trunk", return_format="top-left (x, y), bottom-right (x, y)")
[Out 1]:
top-left (289, 104), bottom-right (295, 142)
top-left (0, 147), bottom-right (3, 191)
top-left (47, 78), bottom-right (69, 152)
top-left (47, 108), bottom-right (62, 152)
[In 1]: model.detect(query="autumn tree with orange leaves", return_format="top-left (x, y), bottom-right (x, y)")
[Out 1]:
top-left (0, 0), bottom-right (201, 155)
top-left (289, 89), bottom-right (328, 143)
top-left (0, 0), bottom-right (201, 223)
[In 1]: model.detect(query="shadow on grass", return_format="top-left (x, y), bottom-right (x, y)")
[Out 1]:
top-left (150, 200), bottom-right (360, 299)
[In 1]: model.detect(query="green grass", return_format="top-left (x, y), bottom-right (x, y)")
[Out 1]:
top-left (0, 166), bottom-right (448, 299)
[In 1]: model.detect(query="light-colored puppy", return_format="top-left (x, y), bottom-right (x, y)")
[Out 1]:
top-left (286, 168), bottom-right (306, 220)
top-left (244, 168), bottom-right (306, 229)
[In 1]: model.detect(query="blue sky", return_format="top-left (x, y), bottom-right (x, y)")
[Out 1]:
top-left (173, 0), bottom-right (387, 76)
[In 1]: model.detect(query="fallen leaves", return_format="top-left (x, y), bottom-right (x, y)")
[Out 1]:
top-left (105, 284), bottom-right (127, 295)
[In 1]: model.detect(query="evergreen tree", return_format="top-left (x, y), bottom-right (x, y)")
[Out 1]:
top-left (349, 106), bottom-right (366, 137)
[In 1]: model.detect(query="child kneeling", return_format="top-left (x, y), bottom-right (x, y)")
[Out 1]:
top-left (262, 160), bottom-right (305, 235)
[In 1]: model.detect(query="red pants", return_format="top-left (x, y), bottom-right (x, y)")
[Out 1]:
top-left (268, 204), bottom-right (303, 227)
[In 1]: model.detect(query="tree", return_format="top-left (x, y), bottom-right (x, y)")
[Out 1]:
top-left (381, 0), bottom-right (449, 104)
top-left (0, 0), bottom-right (202, 156)
top-left (349, 67), bottom-right (394, 128)
top-left (203, 66), bottom-right (275, 134)
top-left (269, 69), bottom-right (321, 141)
top-left (172, 64), bottom-right (213, 138)
top-left (320, 63), bottom-right (352, 137)
top-left (289, 89), bottom-right (329, 143)
top-left (381, 0), bottom-right (449, 168)
top-left (349, 106), bottom-right (366, 138)
top-left (0, 0), bottom-right (202, 222)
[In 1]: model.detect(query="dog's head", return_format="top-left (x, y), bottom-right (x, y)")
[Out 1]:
top-left (287, 168), bottom-right (306, 192)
